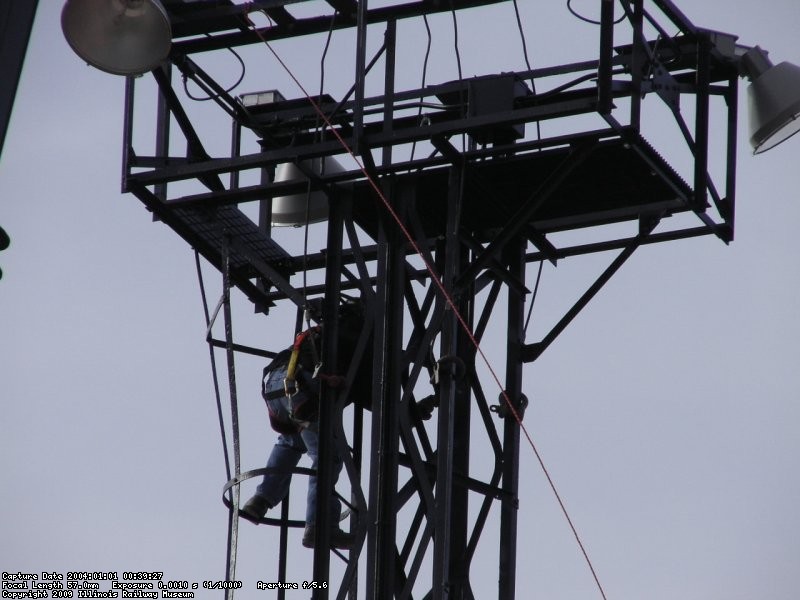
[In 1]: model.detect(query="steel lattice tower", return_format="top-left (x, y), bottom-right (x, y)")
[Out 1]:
top-left (106, 1), bottom-right (745, 597)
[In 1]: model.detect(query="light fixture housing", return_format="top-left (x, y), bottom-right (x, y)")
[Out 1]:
top-left (271, 158), bottom-right (344, 227)
top-left (238, 89), bottom-right (344, 227)
top-left (61, 0), bottom-right (172, 76)
top-left (742, 47), bottom-right (800, 154)
top-left (0, 225), bottom-right (9, 281)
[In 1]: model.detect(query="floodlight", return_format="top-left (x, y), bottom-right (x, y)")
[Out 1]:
top-left (0, 225), bottom-right (9, 281)
top-left (271, 158), bottom-right (344, 227)
top-left (61, 0), bottom-right (172, 76)
top-left (741, 47), bottom-right (800, 154)
top-left (240, 90), bottom-right (287, 108)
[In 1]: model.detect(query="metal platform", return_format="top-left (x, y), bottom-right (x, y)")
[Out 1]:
top-left (350, 130), bottom-right (694, 241)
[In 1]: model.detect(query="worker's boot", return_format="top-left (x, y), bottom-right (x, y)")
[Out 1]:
top-left (302, 525), bottom-right (355, 549)
top-left (240, 494), bottom-right (271, 523)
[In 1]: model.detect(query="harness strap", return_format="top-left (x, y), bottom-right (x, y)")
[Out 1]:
top-left (264, 389), bottom-right (286, 401)
top-left (285, 326), bottom-right (322, 396)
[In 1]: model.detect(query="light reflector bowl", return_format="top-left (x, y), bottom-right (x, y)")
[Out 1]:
top-left (61, 0), bottom-right (171, 76)
top-left (748, 61), bottom-right (800, 154)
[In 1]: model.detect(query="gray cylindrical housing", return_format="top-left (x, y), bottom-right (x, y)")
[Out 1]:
top-left (271, 157), bottom-right (344, 227)
top-left (748, 61), bottom-right (800, 153)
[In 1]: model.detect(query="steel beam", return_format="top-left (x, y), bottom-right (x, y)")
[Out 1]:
top-left (0, 1), bottom-right (38, 158)
top-left (170, 0), bottom-right (512, 54)
top-left (311, 192), bottom-right (345, 598)
top-left (499, 237), bottom-right (526, 600)
top-left (366, 183), bottom-right (406, 599)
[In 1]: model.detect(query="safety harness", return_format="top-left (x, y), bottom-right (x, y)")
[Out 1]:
top-left (284, 325), bottom-right (322, 398)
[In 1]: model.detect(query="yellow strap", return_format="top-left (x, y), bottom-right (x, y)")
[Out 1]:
top-left (285, 326), bottom-right (321, 395)
top-left (286, 346), bottom-right (300, 381)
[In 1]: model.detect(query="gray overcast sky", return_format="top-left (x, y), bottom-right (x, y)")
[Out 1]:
top-left (1, 1), bottom-right (799, 599)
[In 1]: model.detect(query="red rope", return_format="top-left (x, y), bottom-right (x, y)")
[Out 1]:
top-left (240, 8), bottom-right (607, 599)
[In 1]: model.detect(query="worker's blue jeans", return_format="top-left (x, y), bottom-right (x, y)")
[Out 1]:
top-left (255, 428), bottom-right (343, 525)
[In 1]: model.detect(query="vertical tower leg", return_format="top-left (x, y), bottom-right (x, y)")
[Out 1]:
top-left (366, 183), bottom-right (406, 599)
top-left (433, 165), bottom-right (468, 600)
top-left (311, 191), bottom-right (346, 598)
top-left (499, 238), bottom-right (526, 600)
